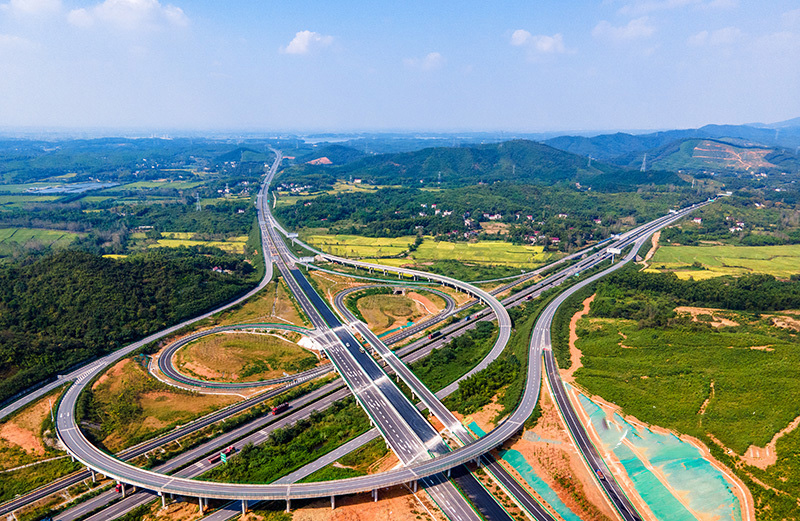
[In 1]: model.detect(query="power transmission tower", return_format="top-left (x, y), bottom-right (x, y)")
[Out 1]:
top-left (195, 193), bottom-right (201, 211)
top-left (640, 153), bottom-right (647, 172)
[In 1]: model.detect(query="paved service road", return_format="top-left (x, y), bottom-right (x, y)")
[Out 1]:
top-left (49, 149), bottom-right (710, 518)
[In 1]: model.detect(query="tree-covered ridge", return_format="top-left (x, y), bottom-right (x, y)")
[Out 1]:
top-left (280, 140), bottom-right (686, 191)
top-left (0, 249), bottom-right (257, 404)
top-left (597, 269), bottom-right (800, 315)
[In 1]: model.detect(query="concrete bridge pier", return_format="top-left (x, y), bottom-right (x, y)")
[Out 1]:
top-left (160, 493), bottom-right (166, 508)
top-left (242, 499), bottom-right (248, 514)
top-left (286, 498), bottom-right (291, 512)
top-left (372, 489), bottom-right (378, 502)
top-left (413, 480), bottom-right (418, 493)
top-left (89, 468), bottom-right (95, 483)
top-left (198, 497), bottom-right (205, 514)
top-left (331, 495), bottom-right (335, 509)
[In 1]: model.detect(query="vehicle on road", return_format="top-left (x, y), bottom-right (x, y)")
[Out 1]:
top-left (208, 446), bottom-right (236, 464)
top-left (271, 402), bottom-right (290, 415)
top-left (428, 331), bottom-right (442, 340)
top-left (596, 469), bottom-right (605, 480)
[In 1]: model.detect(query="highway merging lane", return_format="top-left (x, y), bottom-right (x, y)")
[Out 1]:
top-left (46, 149), bottom-right (711, 521)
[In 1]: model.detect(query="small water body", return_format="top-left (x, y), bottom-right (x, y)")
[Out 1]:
top-left (575, 391), bottom-right (742, 521)
top-left (469, 422), bottom-right (582, 521)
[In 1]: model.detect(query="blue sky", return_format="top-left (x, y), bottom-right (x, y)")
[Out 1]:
top-left (0, 0), bottom-right (798, 132)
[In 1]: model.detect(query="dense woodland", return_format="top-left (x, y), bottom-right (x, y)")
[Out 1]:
top-left (276, 183), bottom-right (690, 250)
top-left (0, 249), bottom-right (257, 404)
top-left (280, 139), bottom-right (686, 190)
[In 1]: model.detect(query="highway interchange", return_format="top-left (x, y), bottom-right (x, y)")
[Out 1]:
top-left (1, 149), bottom-right (711, 521)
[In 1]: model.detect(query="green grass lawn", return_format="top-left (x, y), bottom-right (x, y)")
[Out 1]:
top-left (649, 244), bottom-right (800, 279)
top-left (574, 314), bottom-right (800, 454)
top-left (572, 310), bottom-right (800, 518)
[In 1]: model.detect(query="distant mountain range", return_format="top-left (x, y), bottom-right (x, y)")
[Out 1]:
top-left (542, 120), bottom-right (800, 174)
top-left (285, 139), bottom-right (686, 191)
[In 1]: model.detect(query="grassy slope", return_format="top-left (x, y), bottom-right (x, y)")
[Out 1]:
top-left (573, 311), bottom-right (800, 520)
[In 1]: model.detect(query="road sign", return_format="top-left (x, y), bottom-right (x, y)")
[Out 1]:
top-left (607, 247), bottom-right (622, 255)
top-left (221, 452), bottom-right (227, 463)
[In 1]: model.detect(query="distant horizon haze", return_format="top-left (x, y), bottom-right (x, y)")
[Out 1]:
top-left (0, 1), bottom-right (797, 132)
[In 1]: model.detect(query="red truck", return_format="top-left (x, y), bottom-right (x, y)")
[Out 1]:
top-left (271, 402), bottom-right (290, 415)
top-left (207, 446), bottom-right (236, 464)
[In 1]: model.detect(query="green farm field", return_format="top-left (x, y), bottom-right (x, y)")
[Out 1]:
top-left (148, 232), bottom-right (249, 254)
top-left (305, 234), bottom-right (553, 268)
top-left (274, 181), bottom-right (393, 209)
top-left (0, 195), bottom-right (60, 207)
top-left (304, 234), bottom-right (415, 257)
top-left (649, 244), bottom-right (800, 279)
top-left (0, 227), bottom-right (80, 251)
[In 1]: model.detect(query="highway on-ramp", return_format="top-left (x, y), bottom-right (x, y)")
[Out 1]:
top-left (47, 148), bottom-right (710, 521)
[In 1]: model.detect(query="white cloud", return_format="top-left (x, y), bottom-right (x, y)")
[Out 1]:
top-left (688, 26), bottom-right (742, 46)
top-left (687, 30), bottom-right (709, 46)
top-left (403, 52), bottom-right (444, 71)
top-left (280, 30), bottom-right (333, 55)
top-left (511, 29), bottom-right (531, 46)
top-left (510, 30), bottom-right (567, 54)
top-left (0, 33), bottom-right (33, 48)
top-left (67, 0), bottom-right (188, 30)
top-left (593, 17), bottom-right (655, 42)
top-left (1, 0), bottom-right (60, 15)
top-left (783, 8), bottom-right (800, 28)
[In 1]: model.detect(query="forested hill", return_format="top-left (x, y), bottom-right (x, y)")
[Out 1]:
top-left (283, 140), bottom-right (684, 191)
top-left (0, 249), bottom-right (257, 404)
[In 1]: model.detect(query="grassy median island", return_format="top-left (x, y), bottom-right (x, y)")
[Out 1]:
top-left (203, 397), bottom-right (372, 484)
top-left (354, 289), bottom-right (446, 335)
top-left (77, 358), bottom-right (239, 452)
top-left (557, 268), bottom-right (800, 519)
top-left (175, 331), bottom-right (321, 382)
top-left (299, 437), bottom-right (391, 483)
top-left (214, 278), bottom-right (311, 328)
